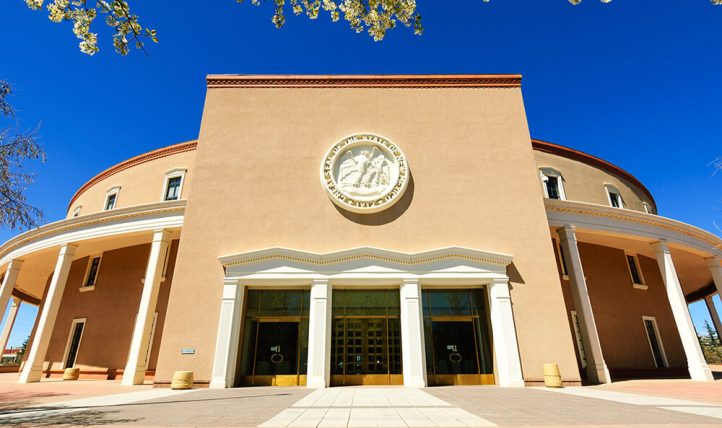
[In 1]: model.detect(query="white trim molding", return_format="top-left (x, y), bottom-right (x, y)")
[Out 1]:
top-left (105, 186), bottom-right (121, 210)
top-left (539, 167), bottom-right (567, 201)
top-left (641, 315), bottom-right (669, 368)
top-left (212, 246), bottom-right (523, 389)
top-left (545, 199), bottom-right (722, 258)
top-left (61, 318), bottom-right (87, 369)
top-left (161, 168), bottom-right (187, 202)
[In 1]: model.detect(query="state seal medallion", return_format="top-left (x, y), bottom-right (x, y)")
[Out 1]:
top-left (321, 134), bottom-right (409, 214)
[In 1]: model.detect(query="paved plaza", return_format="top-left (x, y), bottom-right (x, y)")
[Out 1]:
top-left (1, 373), bottom-right (722, 427)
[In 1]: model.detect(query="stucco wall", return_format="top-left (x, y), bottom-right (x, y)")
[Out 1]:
top-left (42, 240), bottom-right (179, 376)
top-left (156, 84), bottom-right (581, 385)
top-left (534, 151), bottom-right (654, 213)
top-left (552, 240), bottom-right (686, 374)
top-left (67, 150), bottom-right (195, 218)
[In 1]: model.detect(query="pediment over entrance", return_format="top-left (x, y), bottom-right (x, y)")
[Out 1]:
top-left (219, 247), bottom-right (513, 281)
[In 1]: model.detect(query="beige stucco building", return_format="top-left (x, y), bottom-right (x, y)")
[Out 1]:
top-left (0, 75), bottom-right (720, 389)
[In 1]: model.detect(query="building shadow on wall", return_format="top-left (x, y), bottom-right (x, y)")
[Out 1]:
top-left (334, 172), bottom-right (415, 226)
top-left (506, 263), bottom-right (525, 286)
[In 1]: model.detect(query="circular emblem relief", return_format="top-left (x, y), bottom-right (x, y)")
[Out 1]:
top-left (320, 134), bottom-right (409, 214)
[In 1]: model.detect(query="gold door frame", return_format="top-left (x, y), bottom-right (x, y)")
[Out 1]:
top-left (330, 315), bottom-right (403, 386)
top-left (237, 289), bottom-right (310, 387)
top-left (425, 289), bottom-right (495, 386)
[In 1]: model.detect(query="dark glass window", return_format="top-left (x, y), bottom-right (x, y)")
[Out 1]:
top-left (558, 242), bottom-right (569, 276)
top-left (105, 193), bottom-right (117, 210)
top-left (627, 255), bottom-right (643, 284)
top-left (609, 191), bottom-right (621, 208)
top-left (85, 257), bottom-right (101, 286)
top-left (644, 319), bottom-right (666, 368)
top-left (545, 176), bottom-right (561, 200)
top-left (165, 176), bottom-right (182, 201)
top-left (64, 321), bottom-right (85, 368)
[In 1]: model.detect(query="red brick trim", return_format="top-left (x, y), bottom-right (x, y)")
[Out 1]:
top-left (532, 139), bottom-right (656, 209)
top-left (67, 140), bottom-right (198, 212)
top-left (206, 74), bottom-right (522, 88)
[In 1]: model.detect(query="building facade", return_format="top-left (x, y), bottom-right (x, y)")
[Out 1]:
top-left (0, 75), bottom-right (720, 389)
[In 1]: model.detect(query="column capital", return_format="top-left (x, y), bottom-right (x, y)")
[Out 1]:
top-left (311, 278), bottom-right (330, 286)
top-left (401, 278), bottom-right (420, 286)
top-left (151, 229), bottom-right (172, 243)
top-left (557, 225), bottom-right (577, 241)
top-left (704, 256), bottom-right (721, 269)
top-left (650, 240), bottom-right (670, 255)
top-left (6, 259), bottom-right (24, 271)
top-left (223, 278), bottom-right (239, 287)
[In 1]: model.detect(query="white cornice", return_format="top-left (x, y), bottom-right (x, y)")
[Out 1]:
top-left (545, 199), bottom-right (722, 256)
top-left (219, 246), bottom-right (513, 269)
top-left (0, 201), bottom-right (186, 267)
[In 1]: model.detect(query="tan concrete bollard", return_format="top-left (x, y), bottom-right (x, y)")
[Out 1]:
top-left (543, 363), bottom-right (563, 388)
top-left (63, 368), bottom-right (80, 381)
top-left (171, 371), bottom-right (194, 390)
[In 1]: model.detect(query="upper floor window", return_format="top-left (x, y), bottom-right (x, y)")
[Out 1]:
top-left (539, 168), bottom-right (566, 200)
top-left (72, 206), bottom-right (82, 218)
top-left (105, 187), bottom-right (120, 210)
top-left (162, 169), bottom-right (187, 202)
top-left (605, 184), bottom-right (624, 208)
top-left (642, 202), bottom-right (653, 214)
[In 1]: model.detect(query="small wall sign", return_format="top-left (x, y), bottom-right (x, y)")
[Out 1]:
top-left (181, 348), bottom-right (195, 355)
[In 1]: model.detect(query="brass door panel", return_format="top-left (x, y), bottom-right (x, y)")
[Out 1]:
top-left (428, 374), bottom-right (495, 386)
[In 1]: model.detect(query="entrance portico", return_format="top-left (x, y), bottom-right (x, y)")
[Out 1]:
top-left (211, 247), bottom-right (524, 388)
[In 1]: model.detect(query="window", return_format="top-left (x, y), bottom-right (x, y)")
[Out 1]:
top-left (105, 187), bottom-right (120, 210)
top-left (540, 168), bottom-right (566, 200)
top-left (164, 176), bottom-right (182, 201)
top-left (642, 203), bottom-right (653, 214)
top-left (63, 319), bottom-right (86, 369)
top-left (555, 239), bottom-right (569, 278)
top-left (605, 185), bottom-right (624, 208)
top-left (642, 316), bottom-right (668, 368)
top-left (72, 206), bottom-right (82, 218)
top-left (161, 169), bottom-right (186, 202)
top-left (626, 253), bottom-right (646, 289)
top-left (570, 311), bottom-right (587, 369)
top-left (81, 255), bottom-right (102, 290)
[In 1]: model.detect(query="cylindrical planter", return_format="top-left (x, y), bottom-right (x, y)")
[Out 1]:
top-left (63, 367), bottom-right (80, 381)
top-left (543, 363), bottom-right (563, 388)
top-left (171, 371), bottom-right (194, 390)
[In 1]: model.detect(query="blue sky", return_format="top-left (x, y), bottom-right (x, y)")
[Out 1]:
top-left (1, 0), bottom-right (721, 349)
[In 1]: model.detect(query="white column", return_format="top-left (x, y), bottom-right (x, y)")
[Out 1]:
top-left (20, 244), bottom-right (77, 383)
top-left (0, 260), bottom-right (23, 334)
top-left (704, 296), bottom-right (722, 342)
top-left (210, 279), bottom-right (244, 389)
top-left (400, 278), bottom-right (427, 387)
top-left (306, 278), bottom-right (332, 388)
top-left (489, 278), bottom-right (524, 387)
top-left (707, 257), bottom-right (722, 296)
top-left (558, 226), bottom-right (611, 384)
top-left (123, 230), bottom-right (171, 386)
top-left (0, 298), bottom-right (21, 354)
top-left (652, 241), bottom-right (713, 381)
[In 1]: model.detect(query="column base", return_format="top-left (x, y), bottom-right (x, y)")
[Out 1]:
top-left (209, 379), bottom-right (229, 389)
top-left (121, 369), bottom-right (147, 386)
top-left (586, 362), bottom-right (611, 384)
top-left (498, 377), bottom-right (525, 388)
top-left (19, 367), bottom-right (43, 384)
top-left (403, 377), bottom-right (426, 388)
top-left (306, 377), bottom-right (328, 388)
top-left (688, 364), bottom-right (714, 382)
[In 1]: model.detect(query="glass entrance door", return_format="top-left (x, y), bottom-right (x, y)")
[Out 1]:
top-left (238, 290), bottom-right (309, 386)
top-left (423, 289), bottom-right (495, 385)
top-left (331, 290), bottom-right (402, 386)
